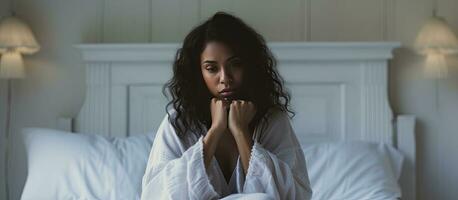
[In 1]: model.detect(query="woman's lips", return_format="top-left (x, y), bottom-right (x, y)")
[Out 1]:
top-left (220, 91), bottom-right (235, 97)
top-left (219, 90), bottom-right (237, 100)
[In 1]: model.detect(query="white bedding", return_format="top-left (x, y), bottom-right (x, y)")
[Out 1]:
top-left (21, 128), bottom-right (403, 200)
top-left (303, 142), bottom-right (403, 200)
top-left (21, 128), bottom-right (153, 200)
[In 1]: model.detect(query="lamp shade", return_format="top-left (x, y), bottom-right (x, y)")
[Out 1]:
top-left (0, 51), bottom-right (25, 79)
top-left (414, 16), bottom-right (458, 55)
top-left (424, 52), bottom-right (447, 79)
top-left (0, 16), bottom-right (40, 55)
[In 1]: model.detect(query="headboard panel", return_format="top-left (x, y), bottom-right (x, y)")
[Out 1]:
top-left (75, 44), bottom-right (178, 137)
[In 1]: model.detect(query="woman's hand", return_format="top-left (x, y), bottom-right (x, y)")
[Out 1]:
top-left (228, 100), bottom-right (256, 136)
top-left (209, 98), bottom-right (230, 135)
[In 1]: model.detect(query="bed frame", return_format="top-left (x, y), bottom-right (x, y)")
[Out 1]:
top-left (70, 42), bottom-right (416, 200)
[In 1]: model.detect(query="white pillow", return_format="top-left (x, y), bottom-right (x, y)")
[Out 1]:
top-left (21, 128), bottom-right (154, 200)
top-left (302, 141), bottom-right (403, 200)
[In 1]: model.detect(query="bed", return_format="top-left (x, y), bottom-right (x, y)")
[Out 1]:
top-left (20, 42), bottom-right (416, 200)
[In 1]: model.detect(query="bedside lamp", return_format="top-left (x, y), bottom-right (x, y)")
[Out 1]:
top-left (0, 16), bottom-right (40, 78)
top-left (414, 9), bottom-right (458, 78)
top-left (0, 15), bottom-right (39, 200)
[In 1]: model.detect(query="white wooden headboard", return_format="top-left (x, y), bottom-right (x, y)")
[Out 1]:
top-left (73, 42), bottom-right (416, 200)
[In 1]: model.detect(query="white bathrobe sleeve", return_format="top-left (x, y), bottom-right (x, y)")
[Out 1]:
top-left (238, 110), bottom-right (313, 200)
top-left (141, 115), bottom-right (220, 200)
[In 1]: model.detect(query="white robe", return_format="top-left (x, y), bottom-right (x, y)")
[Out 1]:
top-left (141, 109), bottom-right (312, 200)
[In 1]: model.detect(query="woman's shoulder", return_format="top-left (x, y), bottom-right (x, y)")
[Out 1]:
top-left (264, 107), bottom-right (291, 124)
top-left (160, 108), bottom-right (203, 140)
top-left (255, 107), bottom-right (297, 151)
top-left (162, 108), bottom-right (204, 130)
top-left (156, 109), bottom-right (199, 149)
top-left (161, 108), bottom-right (185, 127)
top-left (254, 107), bottom-right (290, 139)
top-left (157, 109), bottom-right (175, 129)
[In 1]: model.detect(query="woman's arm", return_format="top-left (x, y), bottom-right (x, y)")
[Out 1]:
top-left (204, 98), bottom-right (231, 170)
top-left (228, 100), bottom-right (256, 174)
top-left (203, 128), bottom-right (224, 169)
top-left (232, 128), bottom-right (253, 174)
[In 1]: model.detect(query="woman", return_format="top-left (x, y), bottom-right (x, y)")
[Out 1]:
top-left (141, 12), bottom-right (312, 200)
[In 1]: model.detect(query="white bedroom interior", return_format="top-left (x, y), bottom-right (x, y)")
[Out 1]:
top-left (0, 0), bottom-right (458, 200)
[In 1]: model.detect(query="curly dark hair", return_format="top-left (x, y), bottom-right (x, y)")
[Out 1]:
top-left (163, 11), bottom-right (294, 139)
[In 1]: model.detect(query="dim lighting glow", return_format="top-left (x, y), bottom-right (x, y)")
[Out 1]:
top-left (424, 53), bottom-right (447, 79)
top-left (0, 51), bottom-right (25, 79)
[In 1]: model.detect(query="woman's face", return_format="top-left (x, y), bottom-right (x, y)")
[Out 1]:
top-left (200, 41), bottom-right (244, 100)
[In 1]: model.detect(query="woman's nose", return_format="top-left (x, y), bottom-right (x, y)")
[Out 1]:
top-left (220, 68), bottom-right (233, 84)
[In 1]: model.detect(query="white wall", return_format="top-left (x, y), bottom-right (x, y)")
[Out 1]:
top-left (389, 1), bottom-right (458, 199)
top-left (0, 0), bottom-right (457, 199)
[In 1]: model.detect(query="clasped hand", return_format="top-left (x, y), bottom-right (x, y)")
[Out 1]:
top-left (210, 97), bottom-right (256, 137)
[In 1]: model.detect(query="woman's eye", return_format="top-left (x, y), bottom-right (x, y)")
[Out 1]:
top-left (229, 59), bottom-right (243, 68)
top-left (206, 66), bottom-right (217, 72)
